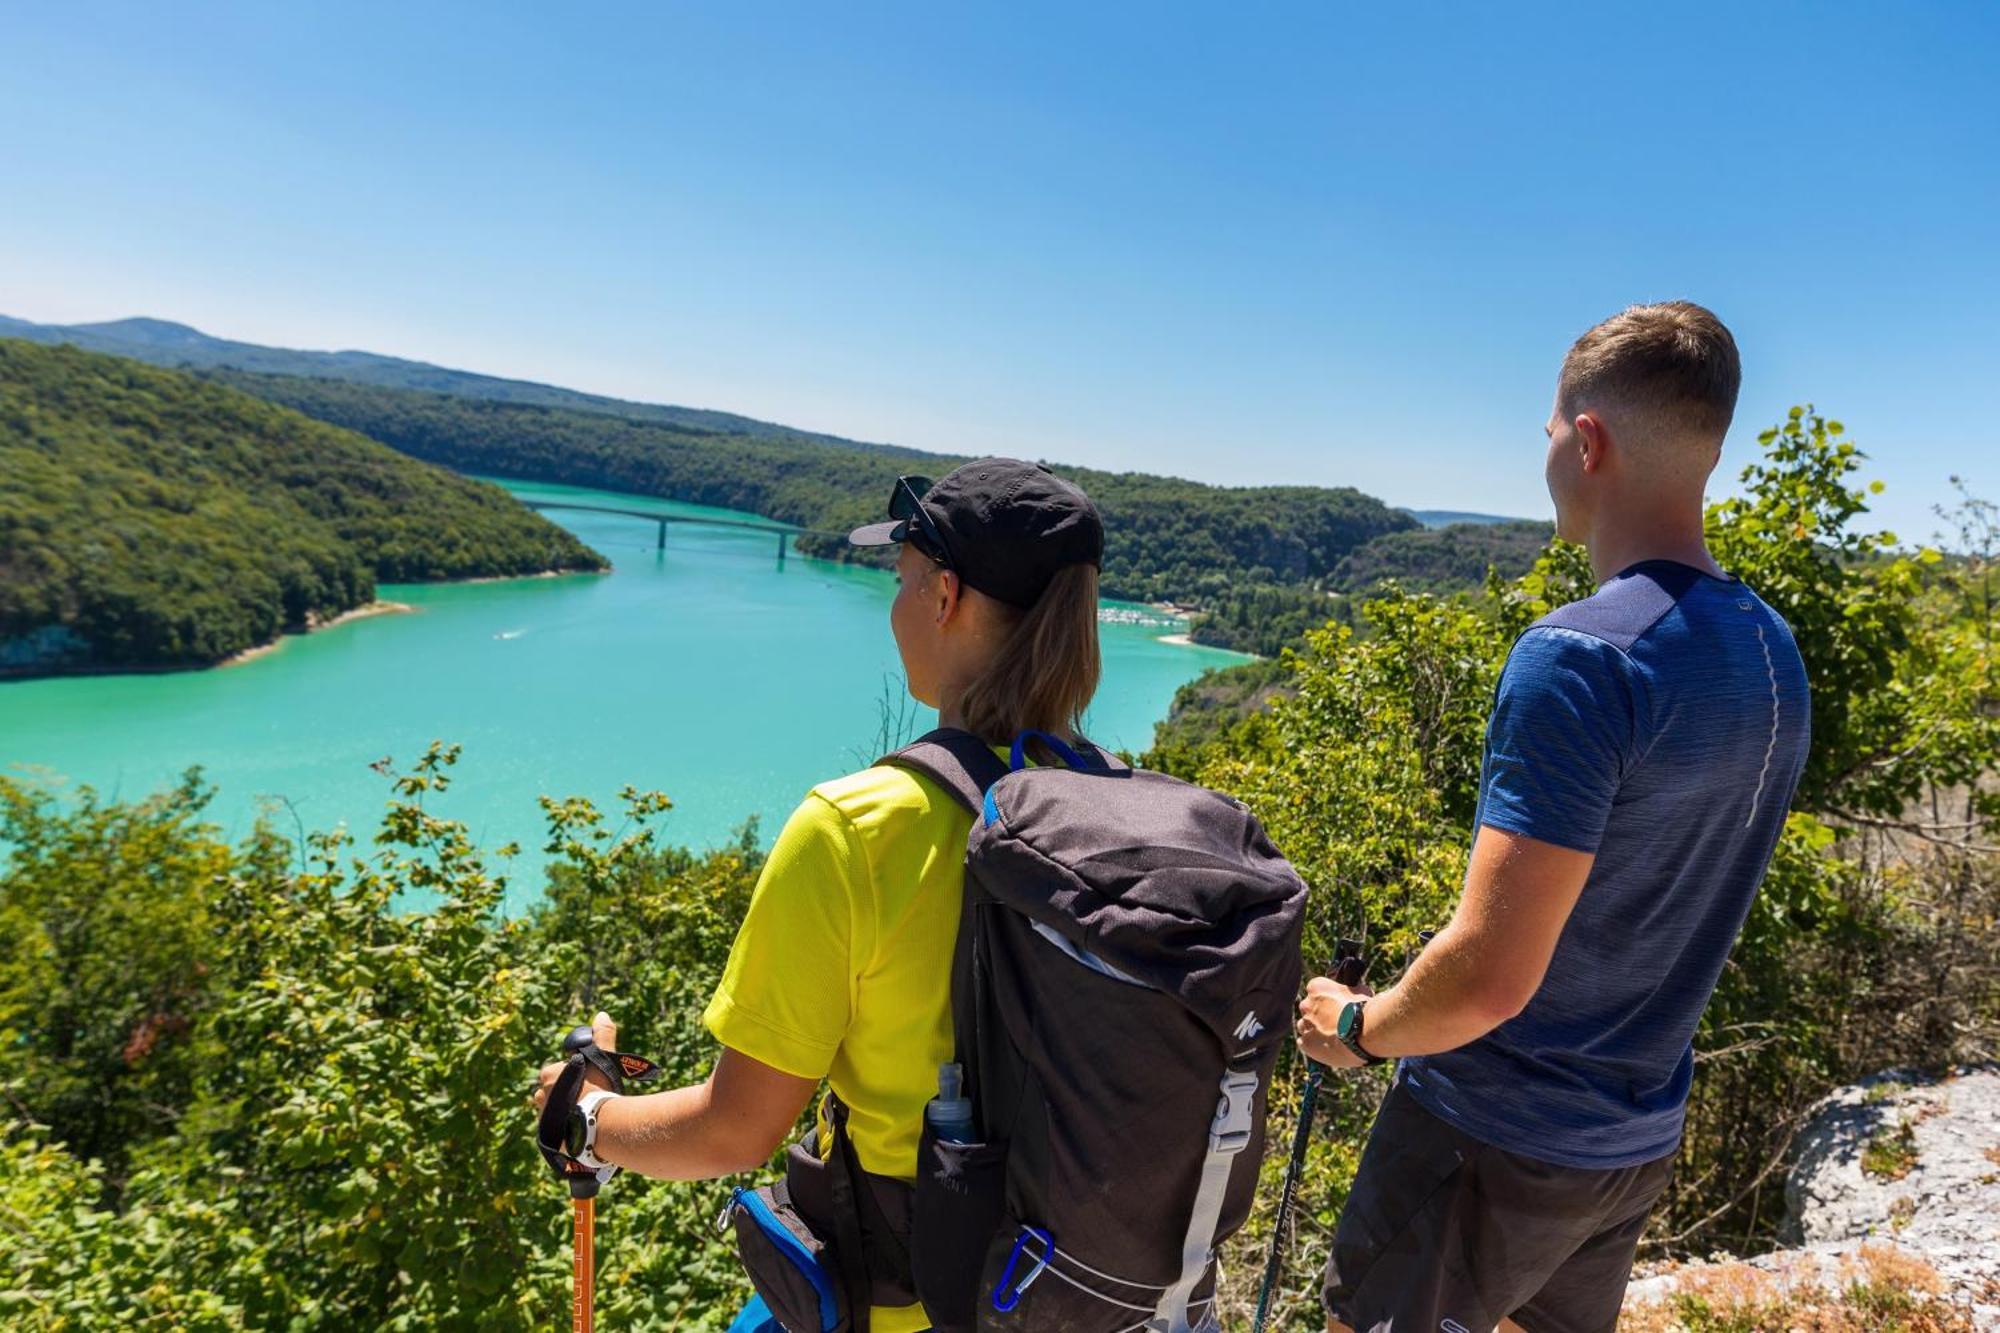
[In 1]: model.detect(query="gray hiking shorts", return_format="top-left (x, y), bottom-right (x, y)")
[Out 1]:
top-left (1322, 1078), bottom-right (1675, 1333)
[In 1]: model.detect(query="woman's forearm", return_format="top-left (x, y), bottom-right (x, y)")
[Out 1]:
top-left (595, 1078), bottom-right (773, 1180)
top-left (588, 1048), bottom-right (820, 1180)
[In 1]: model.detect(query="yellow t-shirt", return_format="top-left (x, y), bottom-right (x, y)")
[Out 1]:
top-left (703, 757), bottom-right (984, 1333)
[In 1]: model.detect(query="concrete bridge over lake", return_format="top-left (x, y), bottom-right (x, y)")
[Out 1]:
top-left (521, 500), bottom-right (843, 565)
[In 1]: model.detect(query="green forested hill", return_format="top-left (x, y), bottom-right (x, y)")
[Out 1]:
top-left (1182, 521), bottom-right (1553, 654)
top-left (207, 369), bottom-right (1421, 604)
top-left (0, 340), bottom-right (606, 675)
top-left (1329, 518), bottom-right (1552, 593)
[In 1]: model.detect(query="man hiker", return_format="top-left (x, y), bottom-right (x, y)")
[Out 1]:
top-left (1295, 301), bottom-right (1812, 1333)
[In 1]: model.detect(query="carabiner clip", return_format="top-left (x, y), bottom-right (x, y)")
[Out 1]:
top-left (991, 1225), bottom-right (1054, 1313)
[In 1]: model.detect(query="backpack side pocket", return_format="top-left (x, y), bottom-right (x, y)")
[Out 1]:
top-left (909, 1120), bottom-right (1009, 1333)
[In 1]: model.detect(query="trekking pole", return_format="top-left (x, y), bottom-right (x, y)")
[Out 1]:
top-left (1252, 940), bottom-right (1367, 1333)
top-left (537, 1023), bottom-right (662, 1333)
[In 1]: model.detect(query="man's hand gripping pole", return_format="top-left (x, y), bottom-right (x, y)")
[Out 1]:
top-left (1251, 939), bottom-right (1368, 1333)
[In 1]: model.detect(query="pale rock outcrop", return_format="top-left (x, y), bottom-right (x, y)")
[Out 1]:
top-left (1623, 1065), bottom-right (1999, 1328)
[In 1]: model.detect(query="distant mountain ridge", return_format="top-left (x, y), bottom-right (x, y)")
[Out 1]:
top-left (5, 315), bottom-right (1532, 517)
top-left (0, 313), bottom-right (921, 457)
top-left (1400, 508), bottom-right (1534, 528)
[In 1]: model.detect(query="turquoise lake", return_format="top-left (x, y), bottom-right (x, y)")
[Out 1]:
top-left (0, 479), bottom-right (1249, 907)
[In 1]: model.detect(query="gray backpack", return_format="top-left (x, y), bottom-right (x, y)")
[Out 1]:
top-left (725, 727), bottom-right (1306, 1333)
top-left (893, 727), bottom-right (1306, 1332)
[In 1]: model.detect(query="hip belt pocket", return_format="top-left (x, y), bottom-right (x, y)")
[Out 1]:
top-left (724, 1182), bottom-right (849, 1333)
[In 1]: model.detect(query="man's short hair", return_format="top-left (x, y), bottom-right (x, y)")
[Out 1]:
top-left (1558, 301), bottom-right (1741, 442)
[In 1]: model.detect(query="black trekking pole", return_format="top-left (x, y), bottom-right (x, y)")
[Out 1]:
top-left (537, 1023), bottom-right (661, 1333)
top-left (1252, 939), bottom-right (1367, 1333)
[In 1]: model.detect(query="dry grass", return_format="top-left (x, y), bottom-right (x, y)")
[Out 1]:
top-left (1619, 1244), bottom-right (1974, 1332)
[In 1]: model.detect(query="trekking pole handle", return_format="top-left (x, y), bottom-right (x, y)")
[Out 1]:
top-left (537, 1024), bottom-right (663, 1199)
top-left (1252, 939), bottom-right (1369, 1332)
top-left (1297, 942), bottom-right (1367, 1077)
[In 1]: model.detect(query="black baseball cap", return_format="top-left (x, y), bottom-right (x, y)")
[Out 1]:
top-left (848, 458), bottom-right (1104, 609)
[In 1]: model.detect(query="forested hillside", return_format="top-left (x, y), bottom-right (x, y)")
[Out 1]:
top-left (1402, 508), bottom-right (1528, 528)
top-left (0, 340), bottom-right (605, 675)
top-left (8, 315), bottom-right (1475, 615)
top-left (1185, 584), bottom-right (1358, 656)
top-left (207, 369), bottom-right (1420, 604)
top-left (1329, 518), bottom-right (1550, 592)
top-left (1179, 522), bottom-right (1552, 655)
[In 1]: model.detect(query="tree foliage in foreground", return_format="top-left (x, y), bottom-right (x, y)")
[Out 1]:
top-left (0, 339), bottom-right (605, 676)
top-left (1, 748), bottom-right (762, 1330)
top-left (0, 409), bottom-right (1992, 1329)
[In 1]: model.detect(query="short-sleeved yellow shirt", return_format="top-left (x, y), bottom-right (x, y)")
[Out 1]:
top-left (703, 756), bottom-right (989, 1333)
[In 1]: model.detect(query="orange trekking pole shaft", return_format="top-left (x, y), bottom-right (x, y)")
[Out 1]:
top-left (572, 1192), bottom-right (596, 1333)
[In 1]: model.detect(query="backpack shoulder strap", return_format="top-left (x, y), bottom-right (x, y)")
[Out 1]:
top-left (1078, 738), bottom-right (1130, 772)
top-left (876, 727), bottom-right (1010, 815)
top-left (878, 728), bottom-right (1129, 815)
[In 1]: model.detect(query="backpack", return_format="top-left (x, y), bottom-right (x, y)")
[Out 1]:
top-left (724, 727), bottom-right (1306, 1333)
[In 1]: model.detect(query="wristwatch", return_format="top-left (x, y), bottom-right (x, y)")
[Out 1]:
top-left (564, 1087), bottom-right (620, 1169)
top-left (1335, 999), bottom-right (1386, 1066)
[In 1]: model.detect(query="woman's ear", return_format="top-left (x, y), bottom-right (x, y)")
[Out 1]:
top-left (933, 567), bottom-right (962, 625)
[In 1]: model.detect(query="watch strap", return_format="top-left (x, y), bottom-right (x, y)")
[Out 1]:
top-left (570, 1088), bottom-right (621, 1170)
top-left (1338, 999), bottom-right (1387, 1066)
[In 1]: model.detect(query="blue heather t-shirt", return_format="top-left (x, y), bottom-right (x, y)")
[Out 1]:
top-left (1402, 560), bottom-right (1810, 1169)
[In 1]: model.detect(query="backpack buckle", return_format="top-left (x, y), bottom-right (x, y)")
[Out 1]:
top-left (1210, 1069), bottom-right (1260, 1155)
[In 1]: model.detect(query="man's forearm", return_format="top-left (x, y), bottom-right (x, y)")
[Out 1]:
top-left (1354, 923), bottom-right (1528, 1058)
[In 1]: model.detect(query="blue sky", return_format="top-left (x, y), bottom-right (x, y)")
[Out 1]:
top-left (2, 2), bottom-right (1995, 539)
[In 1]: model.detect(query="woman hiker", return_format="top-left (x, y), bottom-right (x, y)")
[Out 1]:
top-left (532, 458), bottom-right (1108, 1332)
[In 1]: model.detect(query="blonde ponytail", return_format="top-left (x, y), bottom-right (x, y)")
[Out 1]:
top-left (954, 563), bottom-right (1102, 748)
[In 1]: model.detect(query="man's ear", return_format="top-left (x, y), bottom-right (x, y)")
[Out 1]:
top-left (1574, 412), bottom-right (1611, 474)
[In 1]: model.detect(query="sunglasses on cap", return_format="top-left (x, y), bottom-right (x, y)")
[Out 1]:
top-left (889, 475), bottom-right (954, 568)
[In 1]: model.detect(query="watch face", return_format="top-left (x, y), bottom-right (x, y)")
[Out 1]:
top-left (1337, 1001), bottom-right (1361, 1041)
top-left (565, 1108), bottom-right (588, 1158)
